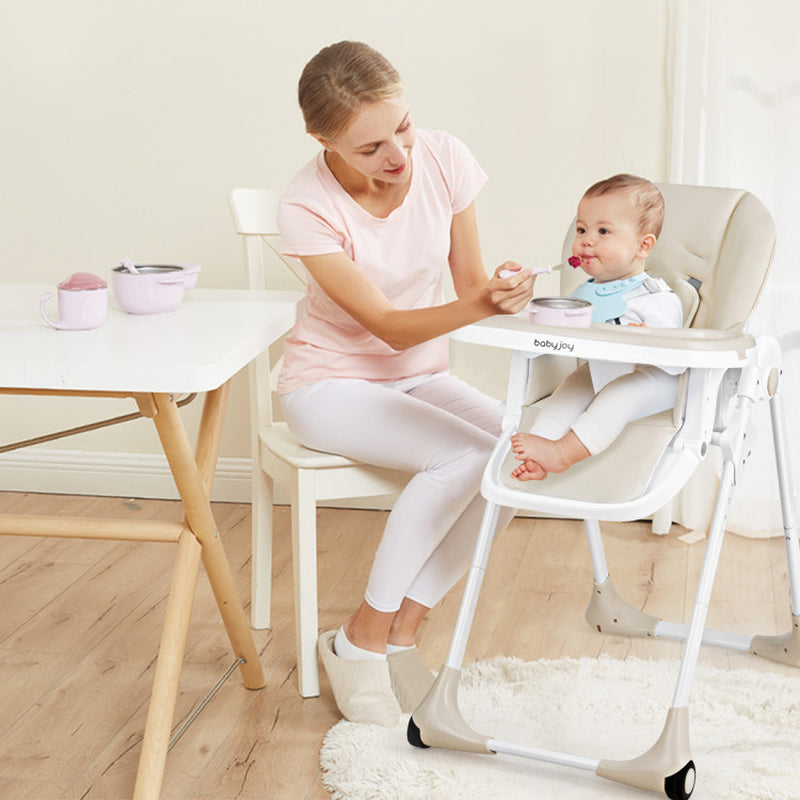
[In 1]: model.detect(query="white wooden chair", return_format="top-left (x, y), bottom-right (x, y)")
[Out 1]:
top-left (229, 187), bottom-right (410, 697)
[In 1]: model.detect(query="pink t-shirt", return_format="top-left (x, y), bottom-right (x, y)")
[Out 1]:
top-left (276, 129), bottom-right (488, 394)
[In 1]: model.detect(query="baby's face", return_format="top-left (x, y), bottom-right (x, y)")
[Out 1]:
top-left (572, 192), bottom-right (649, 283)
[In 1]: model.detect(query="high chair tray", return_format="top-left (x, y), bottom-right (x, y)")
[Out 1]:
top-left (452, 313), bottom-right (756, 369)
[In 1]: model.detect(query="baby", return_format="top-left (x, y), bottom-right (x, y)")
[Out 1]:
top-left (511, 174), bottom-right (683, 481)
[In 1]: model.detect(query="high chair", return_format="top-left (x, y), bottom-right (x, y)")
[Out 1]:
top-left (229, 188), bottom-right (410, 697)
top-left (408, 184), bottom-right (800, 799)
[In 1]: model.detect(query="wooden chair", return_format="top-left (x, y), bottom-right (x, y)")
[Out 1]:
top-left (229, 187), bottom-right (410, 697)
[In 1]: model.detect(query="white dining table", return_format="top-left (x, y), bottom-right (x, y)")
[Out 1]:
top-left (0, 285), bottom-right (302, 798)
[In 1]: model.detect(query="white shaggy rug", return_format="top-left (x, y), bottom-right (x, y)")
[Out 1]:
top-left (320, 655), bottom-right (800, 800)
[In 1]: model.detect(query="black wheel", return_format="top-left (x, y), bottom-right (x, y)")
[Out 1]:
top-left (406, 716), bottom-right (429, 749)
top-left (664, 761), bottom-right (696, 800)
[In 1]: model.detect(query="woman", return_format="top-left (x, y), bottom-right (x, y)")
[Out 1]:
top-left (278, 41), bottom-right (532, 726)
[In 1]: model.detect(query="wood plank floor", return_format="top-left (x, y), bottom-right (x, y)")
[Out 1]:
top-left (0, 491), bottom-right (796, 799)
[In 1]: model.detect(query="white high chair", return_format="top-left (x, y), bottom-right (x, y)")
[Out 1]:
top-left (408, 184), bottom-right (800, 799)
top-left (229, 188), bottom-right (410, 697)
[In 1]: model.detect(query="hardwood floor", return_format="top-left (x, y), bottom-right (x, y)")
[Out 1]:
top-left (0, 491), bottom-right (795, 799)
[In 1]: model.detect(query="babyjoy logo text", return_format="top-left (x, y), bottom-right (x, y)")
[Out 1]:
top-left (533, 338), bottom-right (575, 353)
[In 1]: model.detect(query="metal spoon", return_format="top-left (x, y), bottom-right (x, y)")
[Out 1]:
top-left (120, 258), bottom-right (140, 274)
top-left (500, 257), bottom-right (581, 279)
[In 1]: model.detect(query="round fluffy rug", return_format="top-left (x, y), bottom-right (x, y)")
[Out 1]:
top-left (320, 655), bottom-right (800, 800)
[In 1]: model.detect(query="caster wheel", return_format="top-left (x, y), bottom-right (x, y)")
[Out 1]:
top-left (664, 760), bottom-right (696, 800)
top-left (407, 717), bottom-right (429, 749)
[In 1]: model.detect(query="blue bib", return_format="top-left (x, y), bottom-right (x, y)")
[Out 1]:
top-left (570, 273), bottom-right (649, 323)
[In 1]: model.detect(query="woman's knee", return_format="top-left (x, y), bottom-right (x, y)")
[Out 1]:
top-left (438, 431), bottom-right (495, 484)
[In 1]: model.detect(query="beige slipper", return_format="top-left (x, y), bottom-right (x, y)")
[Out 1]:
top-left (317, 630), bottom-right (401, 727)
top-left (387, 646), bottom-right (435, 713)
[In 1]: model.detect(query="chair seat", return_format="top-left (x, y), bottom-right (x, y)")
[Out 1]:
top-left (500, 408), bottom-right (680, 505)
top-left (260, 421), bottom-right (364, 469)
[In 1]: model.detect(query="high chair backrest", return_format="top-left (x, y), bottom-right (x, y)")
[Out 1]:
top-left (559, 184), bottom-right (776, 331)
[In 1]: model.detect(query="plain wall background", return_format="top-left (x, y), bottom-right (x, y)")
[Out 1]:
top-left (0, 0), bottom-right (670, 498)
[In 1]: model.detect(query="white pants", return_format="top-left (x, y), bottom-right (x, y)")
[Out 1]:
top-left (531, 362), bottom-right (680, 454)
top-left (281, 373), bottom-right (515, 613)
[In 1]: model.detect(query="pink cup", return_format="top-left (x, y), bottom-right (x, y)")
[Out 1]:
top-left (40, 272), bottom-right (108, 330)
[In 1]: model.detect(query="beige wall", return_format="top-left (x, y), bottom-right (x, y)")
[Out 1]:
top-left (0, 0), bottom-right (670, 499)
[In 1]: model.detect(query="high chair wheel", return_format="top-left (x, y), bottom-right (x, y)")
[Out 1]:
top-left (406, 716), bottom-right (429, 749)
top-left (664, 761), bottom-right (696, 800)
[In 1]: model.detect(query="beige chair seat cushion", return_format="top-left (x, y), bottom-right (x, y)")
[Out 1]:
top-left (501, 406), bottom-right (679, 504)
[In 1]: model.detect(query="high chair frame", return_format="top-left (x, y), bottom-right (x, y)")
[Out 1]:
top-left (407, 186), bottom-right (800, 799)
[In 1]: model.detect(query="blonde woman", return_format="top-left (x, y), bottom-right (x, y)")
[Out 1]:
top-left (277, 41), bottom-right (532, 726)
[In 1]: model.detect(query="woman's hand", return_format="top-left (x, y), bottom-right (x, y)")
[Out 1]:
top-left (485, 262), bottom-right (534, 314)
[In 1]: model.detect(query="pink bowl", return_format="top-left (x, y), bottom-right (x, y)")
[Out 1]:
top-left (111, 264), bottom-right (200, 315)
top-left (528, 297), bottom-right (593, 328)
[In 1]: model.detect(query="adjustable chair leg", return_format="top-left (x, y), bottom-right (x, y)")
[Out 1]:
top-left (652, 502), bottom-right (674, 535)
top-left (597, 449), bottom-right (741, 799)
top-left (408, 502), bottom-right (500, 754)
top-left (751, 389), bottom-right (800, 665)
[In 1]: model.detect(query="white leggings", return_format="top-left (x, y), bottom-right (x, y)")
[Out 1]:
top-left (281, 373), bottom-right (515, 613)
top-left (531, 362), bottom-right (680, 454)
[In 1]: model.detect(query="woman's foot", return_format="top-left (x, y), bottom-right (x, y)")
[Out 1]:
top-left (386, 644), bottom-right (434, 712)
top-left (318, 630), bottom-right (400, 726)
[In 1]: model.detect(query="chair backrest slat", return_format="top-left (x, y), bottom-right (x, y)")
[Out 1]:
top-left (230, 187), bottom-right (306, 431)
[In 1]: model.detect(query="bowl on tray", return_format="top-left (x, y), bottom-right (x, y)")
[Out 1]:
top-left (528, 297), bottom-right (593, 328)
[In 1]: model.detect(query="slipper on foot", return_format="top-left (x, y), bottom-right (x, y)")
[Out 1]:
top-left (318, 630), bottom-right (401, 727)
top-left (387, 646), bottom-right (435, 713)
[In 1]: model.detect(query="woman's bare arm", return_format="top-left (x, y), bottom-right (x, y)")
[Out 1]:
top-left (298, 204), bottom-right (534, 351)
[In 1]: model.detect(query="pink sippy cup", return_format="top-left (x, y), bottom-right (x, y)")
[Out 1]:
top-left (40, 272), bottom-right (108, 330)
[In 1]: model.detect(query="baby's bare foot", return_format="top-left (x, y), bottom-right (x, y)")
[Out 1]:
top-left (511, 459), bottom-right (547, 481)
top-left (510, 430), bottom-right (591, 476)
top-left (511, 433), bottom-right (568, 473)
top-left (510, 432), bottom-right (542, 462)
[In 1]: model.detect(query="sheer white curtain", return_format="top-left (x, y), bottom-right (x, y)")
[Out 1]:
top-left (668, 0), bottom-right (800, 537)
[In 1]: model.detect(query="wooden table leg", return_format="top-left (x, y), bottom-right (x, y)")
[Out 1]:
top-left (133, 528), bottom-right (202, 800)
top-left (194, 382), bottom-right (228, 493)
top-left (149, 389), bottom-right (266, 690)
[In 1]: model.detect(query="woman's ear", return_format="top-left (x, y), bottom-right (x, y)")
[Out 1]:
top-left (311, 133), bottom-right (333, 152)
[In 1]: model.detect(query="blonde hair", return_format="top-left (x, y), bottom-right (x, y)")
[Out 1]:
top-left (298, 41), bottom-right (403, 140)
top-left (583, 174), bottom-right (665, 238)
